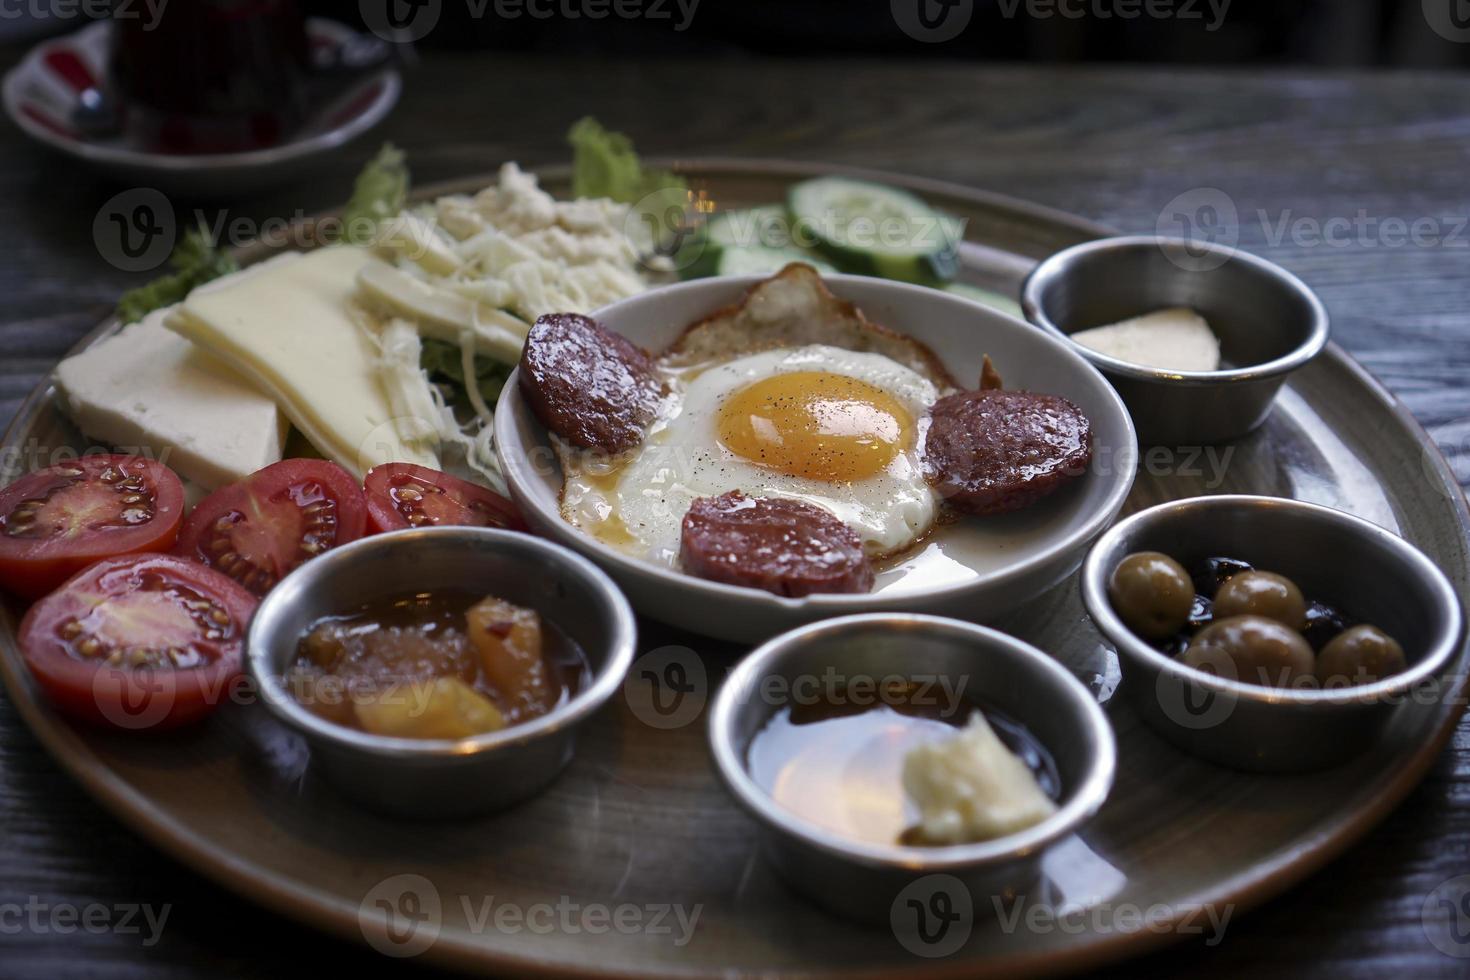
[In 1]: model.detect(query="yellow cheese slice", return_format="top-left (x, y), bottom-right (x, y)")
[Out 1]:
top-left (165, 247), bottom-right (439, 480)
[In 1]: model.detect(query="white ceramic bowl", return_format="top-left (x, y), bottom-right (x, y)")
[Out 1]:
top-left (495, 274), bottom-right (1139, 642)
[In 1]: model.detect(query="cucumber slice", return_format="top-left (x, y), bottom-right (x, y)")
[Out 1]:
top-left (679, 203), bottom-right (839, 280)
top-left (696, 244), bottom-right (836, 279)
top-left (704, 206), bottom-right (792, 250)
top-left (943, 282), bottom-right (1023, 318)
top-left (787, 177), bottom-right (962, 285)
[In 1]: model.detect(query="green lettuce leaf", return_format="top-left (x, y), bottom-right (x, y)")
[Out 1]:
top-left (340, 143), bottom-right (409, 244)
top-left (115, 227), bottom-right (239, 324)
top-left (568, 116), bottom-right (685, 203)
top-left (420, 337), bottom-right (511, 406)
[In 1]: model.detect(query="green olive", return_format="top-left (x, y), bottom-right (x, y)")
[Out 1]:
top-left (1109, 551), bottom-right (1195, 640)
top-left (1316, 625), bottom-right (1408, 687)
top-left (1212, 570), bottom-right (1307, 630)
top-left (1182, 615), bottom-right (1315, 689)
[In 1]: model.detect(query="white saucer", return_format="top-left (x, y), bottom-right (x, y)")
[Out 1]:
top-left (2, 19), bottom-right (401, 196)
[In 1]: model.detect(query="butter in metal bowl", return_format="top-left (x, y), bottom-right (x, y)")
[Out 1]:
top-left (901, 712), bottom-right (1059, 846)
top-left (1070, 307), bottom-right (1222, 372)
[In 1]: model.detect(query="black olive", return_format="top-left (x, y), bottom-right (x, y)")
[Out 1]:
top-left (1191, 557), bottom-right (1255, 599)
top-left (1187, 594), bottom-right (1214, 630)
top-left (1302, 600), bottom-right (1351, 652)
top-left (1162, 633), bottom-right (1193, 659)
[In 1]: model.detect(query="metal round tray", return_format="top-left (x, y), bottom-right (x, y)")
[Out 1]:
top-left (1, 161), bottom-right (1466, 977)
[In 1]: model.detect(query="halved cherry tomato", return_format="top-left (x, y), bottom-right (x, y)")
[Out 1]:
top-left (0, 455), bottom-right (185, 600)
top-left (363, 463), bottom-right (526, 534)
top-left (19, 553), bottom-right (257, 730)
top-left (175, 459), bottom-right (366, 596)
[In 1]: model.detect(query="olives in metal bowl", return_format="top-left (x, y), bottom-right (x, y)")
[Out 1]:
top-left (1212, 571), bottom-right (1307, 631)
top-left (1182, 615), bottom-right (1315, 689)
top-left (1317, 625), bottom-right (1408, 688)
top-left (1107, 552), bottom-right (1408, 691)
top-left (1107, 552), bottom-right (1194, 640)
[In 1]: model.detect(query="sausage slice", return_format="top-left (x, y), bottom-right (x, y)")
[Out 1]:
top-left (923, 390), bottom-right (1092, 515)
top-left (518, 313), bottom-right (663, 454)
top-left (680, 492), bottom-right (875, 597)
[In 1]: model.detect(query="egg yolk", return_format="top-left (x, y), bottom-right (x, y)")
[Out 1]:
top-left (717, 371), bottom-right (914, 482)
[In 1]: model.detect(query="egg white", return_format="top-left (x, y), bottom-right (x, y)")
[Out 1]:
top-left (559, 344), bottom-right (941, 568)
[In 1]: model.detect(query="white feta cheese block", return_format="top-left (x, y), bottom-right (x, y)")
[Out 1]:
top-left (166, 246), bottom-right (440, 480)
top-left (902, 712), bottom-right (1058, 845)
top-left (54, 308), bottom-right (289, 491)
top-left (1069, 307), bottom-right (1222, 372)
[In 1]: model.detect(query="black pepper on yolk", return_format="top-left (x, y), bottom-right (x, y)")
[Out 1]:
top-left (716, 371), bottom-right (915, 482)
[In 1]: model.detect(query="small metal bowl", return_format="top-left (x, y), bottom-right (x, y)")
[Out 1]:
top-left (1021, 236), bottom-right (1330, 446)
top-left (245, 527), bottom-right (636, 818)
top-left (1081, 495), bottom-right (1465, 772)
top-left (708, 613), bottom-right (1115, 924)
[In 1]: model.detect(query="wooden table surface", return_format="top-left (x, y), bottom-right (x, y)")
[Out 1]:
top-left (1, 50), bottom-right (1468, 978)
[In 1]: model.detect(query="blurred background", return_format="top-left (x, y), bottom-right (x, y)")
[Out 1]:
top-left (6, 0), bottom-right (1470, 68)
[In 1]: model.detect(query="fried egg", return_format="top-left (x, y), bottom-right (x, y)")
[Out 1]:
top-left (561, 344), bottom-right (941, 567)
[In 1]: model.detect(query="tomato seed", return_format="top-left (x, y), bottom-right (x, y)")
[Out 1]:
top-left (164, 646), bottom-right (201, 668)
